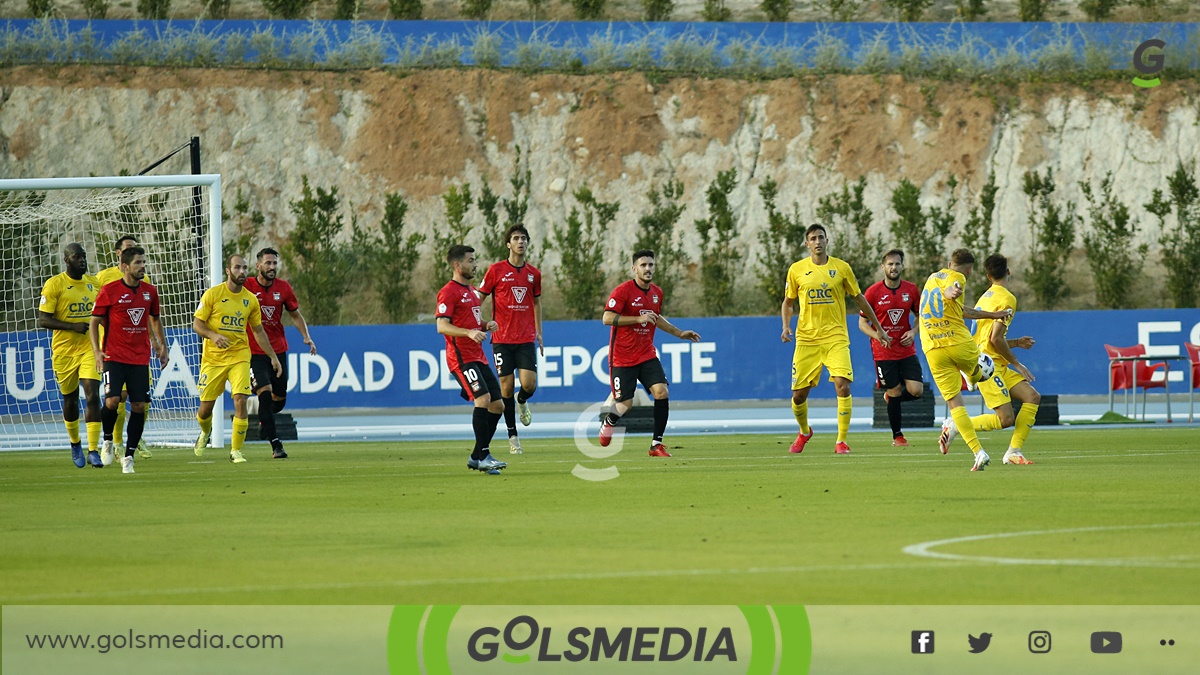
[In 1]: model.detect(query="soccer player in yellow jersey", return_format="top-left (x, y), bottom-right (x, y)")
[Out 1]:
top-left (38, 243), bottom-right (103, 468)
top-left (920, 249), bottom-right (1013, 471)
top-left (782, 224), bottom-right (891, 455)
top-left (96, 235), bottom-right (153, 459)
top-left (191, 255), bottom-right (281, 464)
top-left (940, 254), bottom-right (1039, 466)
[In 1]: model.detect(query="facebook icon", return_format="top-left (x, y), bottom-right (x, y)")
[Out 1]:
top-left (912, 630), bottom-right (935, 654)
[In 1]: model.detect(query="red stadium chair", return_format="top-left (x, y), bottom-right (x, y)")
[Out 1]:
top-left (1186, 342), bottom-right (1200, 423)
top-left (1105, 344), bottom-right (1171, 422)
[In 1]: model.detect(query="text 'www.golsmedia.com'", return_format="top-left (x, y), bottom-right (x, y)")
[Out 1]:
top-left (24, 630), bottom-right (284, 654)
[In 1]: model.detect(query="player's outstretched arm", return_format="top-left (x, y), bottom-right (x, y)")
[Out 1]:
top-left (656, 316), bottom-right (701, 342)
top-left (603, 311), bottom-right (656, 327)
top-left (287, 308), bottom-right (317, 355)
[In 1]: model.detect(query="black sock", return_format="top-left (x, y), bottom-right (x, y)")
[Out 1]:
top-left (485, 410), bottom-right (503, 450)
top-left (101, 405), bottom-right (117, 441)
top-left (258, 392), bottom-right (278, 443)
top-left (126, 411), bottom-right (146, 457)
top-left (517, 387), bottom-right (533, 404)
top-left (502, 396), bottom-right (517, 437)
top-left (273, 398), bottom-right (286, 413)
top-left (653, 398), bottom-right (669, 444)
top-left (899, 390), bottom-right (921, 402)
top-left (471, 407), bottom-right (489, 460)
top-left (602, 412), bottom-right (621, 427)
top-left (887, 395), bottom-right (903, 437)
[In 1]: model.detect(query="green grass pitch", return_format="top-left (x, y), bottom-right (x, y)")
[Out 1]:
top-left (1, 427), bottom-right (1197, 606)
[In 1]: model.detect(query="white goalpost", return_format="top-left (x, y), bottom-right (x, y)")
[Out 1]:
top-left (0, 174), bottom-right (224, 452)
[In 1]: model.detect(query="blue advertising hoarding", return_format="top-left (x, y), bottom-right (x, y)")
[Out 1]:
top-left (3, 308), bottom-right (1197, 412)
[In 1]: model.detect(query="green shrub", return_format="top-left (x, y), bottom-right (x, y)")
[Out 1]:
top-left (759, 0), bottom-right (792, 22)
top-left (633, 178), bottom-right (688, 306)
top-left (1146, 162), bottom-right (1200, 309)
top-left (813, 0), bottom-right (861, 20)
top-left (884, 0), bottom-right (933, 21)
top-left (755, 176), bottom-right (808, 311)
top-left (83, 0), bottom-right (109, 19)
top-left (549, 186), bottom-right (617, 320)
top-left (432, 184), bottom-right (476, 269)
top-left (355, 194), bottom-right (425, 323)
top-left (958, 171), bottom-right (1002, 302)
top-left (1018, 0), bottom-right (1054, 21)
top-left (1078, 0), bottom-right (1119, 20)
top-left (816, 176), bottom-right (883, 293)
top-left (1022, 169), bottom-right (1076, 310)
top-left (695, 168), bottom-right (740, 316)
top-left (701, 0), bottom-right (732, 21)
top-left (1081, 172), bottom-right (1147, 309)
top-left (571, 0), bottom-right (605, 20)
top-left (26, 0), bottom-right (55, 17)
top-left (461, 0), bottom-right (491, 20)
top-left (642, 0), bottom-right (673, 21)
top-left (283, 177), bottom-right (354, 326)
top-left (954, 0), bottom-right (987, 19)
top-left (261, 0), bottom-right (315, 19)
top-left (889, 177), bottom-right (957, 285)
top-left (334, 0), bottom-right (359, 19)
top-left (388, 0), bottom-right (423, 19)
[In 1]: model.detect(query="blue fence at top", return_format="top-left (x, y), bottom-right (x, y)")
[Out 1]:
top-left (1, 20), bottom-right (1194, 68)
top-left (3, 308), bottom-right (1197, 413)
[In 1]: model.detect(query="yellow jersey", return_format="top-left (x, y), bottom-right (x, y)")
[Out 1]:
top-left (919, 268), bottom-right (973, 351)
top-left (194, 283), bottom-right (262, 366)
top-left (39, 272), bottom-right (102, 359)
top-left (974, 284), bottom-right (1017, 367)
top-left (97, 265), bottom-right (151, 286)
top-left (784, 256), bottom-right (861, 345)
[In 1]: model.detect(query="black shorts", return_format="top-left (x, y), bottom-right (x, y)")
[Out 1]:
top-left (455, 361), bottom-right (502, 402)
top-left (250, 354), bottom-right (289, 394)
top-left (610, 358), bottom-right (668, 403)
top-left (875, 355), bottom-right (923, 391)
top-left (492, 342), bottom-right (538, 378)
top-left (103, 361), bottom-right (151, 403)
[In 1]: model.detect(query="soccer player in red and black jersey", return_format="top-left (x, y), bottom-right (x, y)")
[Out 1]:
top-left (857, 249), bottom-right (924, 447)
top-left (89, 246), bottom-right (168, 475)
top-left (598, 249), bottom-right (701, 457)
top-left (436, 245), bottom-right (508, 474)
top-left (244, 247), bottom-right (317, 459)
top-left (479, 224), bottom-right (543, 455)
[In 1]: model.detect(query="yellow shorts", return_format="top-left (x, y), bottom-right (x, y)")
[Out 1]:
top-left (791, 341), bottom-right (853, 391)
top-left (925, 341), bottom-right (982, 402)
top-left (53, 351), bottom-right (100, 393)
top-left (198, 361), bottom-right (252, 401)
top-left (978, 365), bottom-right (1028, 410)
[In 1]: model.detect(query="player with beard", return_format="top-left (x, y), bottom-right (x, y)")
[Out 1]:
top-left (858, 249), bottom-right (924, 447)
top-left (436, 245), bottom-right (508, 475)
top-left (96, 235), bottom-right (154, 459)
top-left (243, 247), bottom-right (316, 459)
top-left (192, 255), bottom-right (281, 464)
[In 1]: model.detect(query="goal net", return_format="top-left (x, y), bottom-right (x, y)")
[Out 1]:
top-left (0, 175), bottom-right (224, 452)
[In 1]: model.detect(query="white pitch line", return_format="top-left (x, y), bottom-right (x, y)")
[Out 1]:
top-left (903, 522), bottom-right (1200, 567)
top-left (3, 561), bottom-right (964, 602)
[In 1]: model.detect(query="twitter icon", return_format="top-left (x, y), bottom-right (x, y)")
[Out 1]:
top-left (968, 633), bottom-right (993, 653)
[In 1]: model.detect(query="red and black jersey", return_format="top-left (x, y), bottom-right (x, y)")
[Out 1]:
top-left (478, 260), bottom-right (541, 345)
top-left (92, 280), bottom-right (160, 365)
top-left (605, 280), bottom-right (663, 368)
top-left (860, 279), bottom-right (920, 361)
top-left (244, 276), bottom-right (299, 355)
top-left (436, 280), bottom-right (488, 371)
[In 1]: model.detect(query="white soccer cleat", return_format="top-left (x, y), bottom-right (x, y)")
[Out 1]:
top-left (971, 449), bottom-right (991, 472)
top-left (121, 456), bottom-right (135, 474)
top-left (100, 439), bottom-right (115, 467)
top-left (508, 437), bottom-right (523, 454)
top-left (517, 400), bottom-right (532, 426)
top-left (938, 418), bottom-right (957, 455)
top-left (194, 431), bottom-right (210, 457)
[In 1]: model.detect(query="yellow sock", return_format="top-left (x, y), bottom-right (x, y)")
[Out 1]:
top-left (792, 401), bottom-right (810, 435)
top-left (1011, 404), bottom-right (1039, 450)
top-left (114, 405), bottom-right (127, 445)
top-left (950, 406), bottom-right (983, 453)
top-left (836, 396), bottom-right (852, 443)
top-left (198, 415), bottom-right (213, 435)
top-left (64, 419), bottom-right (80, 444)
top-left (231, 417), bottom-right (249, 452)
top-left (86, 421), bottom-right (101, 452)
top-left (971, 413), bottom-right (1003, 432)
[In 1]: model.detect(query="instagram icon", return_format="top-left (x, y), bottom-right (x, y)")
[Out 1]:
top-left (1028, 631), bottom-right (1052, 654)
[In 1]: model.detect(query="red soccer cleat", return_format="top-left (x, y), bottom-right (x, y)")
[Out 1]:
top-left (892, 435), bottom-right (910, 447)
top-left (598, 422), bottom-right (614, 447)
top-left (789, 429), bottom-right (814, 454)
top-left (648, 443), bottom-right (671, 457)
top-left (834, 442), bottom-right (852, 455)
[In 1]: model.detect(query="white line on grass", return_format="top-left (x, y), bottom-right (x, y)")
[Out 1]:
top-left (903, 522), bottom-right (1200, 568)
top-left (5, 562), bottom-right (968, 602)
